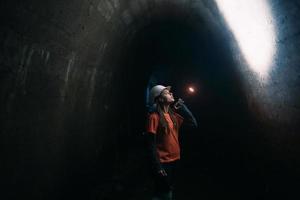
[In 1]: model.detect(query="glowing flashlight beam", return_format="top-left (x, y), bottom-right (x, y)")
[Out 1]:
top-left (188, 87), bottom-right (195, 93)
top-left (215, 0), bottom-right (276, 76)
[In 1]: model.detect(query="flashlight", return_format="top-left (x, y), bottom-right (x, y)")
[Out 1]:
top-left (174, 98), bottom-right (184, 109)
top-left (187, 86), bottom-right (196, 94)
top-left (188, 87), bottom-right (195, 93)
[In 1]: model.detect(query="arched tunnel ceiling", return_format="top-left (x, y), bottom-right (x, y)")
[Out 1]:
top-left (1, 0), bottom-right (300, 199)
top-left (96, 0), bottom-right (299, 126)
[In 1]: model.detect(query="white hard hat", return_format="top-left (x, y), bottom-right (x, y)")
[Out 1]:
top-left (149, 85), bottom-right (171, 104)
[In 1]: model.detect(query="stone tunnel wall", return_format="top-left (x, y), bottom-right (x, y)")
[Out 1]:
top-left (0, 0), bottom-right (221, 199)
top-left (1, 0), bottom-right (300, 199)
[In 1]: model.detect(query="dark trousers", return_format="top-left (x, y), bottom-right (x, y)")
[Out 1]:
top-left (153, 160), bottom-right (178, 198)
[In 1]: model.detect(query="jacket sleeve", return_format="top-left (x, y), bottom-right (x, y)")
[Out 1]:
top-left (145, 113), bottom-right (162, 173)
top-left (176, 104), bottom-right (198, 128)
top-left (145, 132), bottom-right (163, 173)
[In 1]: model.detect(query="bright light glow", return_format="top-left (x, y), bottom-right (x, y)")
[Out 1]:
top-left (215, 0), bottom-right (276, 76)
top-left (188, 87), bottom-right (195, 93)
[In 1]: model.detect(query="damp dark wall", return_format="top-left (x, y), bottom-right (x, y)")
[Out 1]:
top-left (1, 0), bottom-right (300, 200)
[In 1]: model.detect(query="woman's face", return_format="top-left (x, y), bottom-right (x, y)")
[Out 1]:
top-left (160, 89), bottom-right (175, 104)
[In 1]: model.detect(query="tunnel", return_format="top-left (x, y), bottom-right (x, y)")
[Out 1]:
top-left (1, 0), bottom-right (300, 200)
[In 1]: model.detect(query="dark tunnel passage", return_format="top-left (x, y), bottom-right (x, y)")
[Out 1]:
top-left (1, 0), bottom-right (300, 200)
top-left (114, 13), bottom-right (266, 200)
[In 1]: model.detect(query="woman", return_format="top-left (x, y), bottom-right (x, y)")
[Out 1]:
top-left (145, 85), bottom-right (198, 200)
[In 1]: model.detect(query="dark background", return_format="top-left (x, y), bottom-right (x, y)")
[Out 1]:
top-left (1, 0), bottom-right (300, 199)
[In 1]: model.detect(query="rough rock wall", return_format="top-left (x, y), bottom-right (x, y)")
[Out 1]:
top-left (1, 0), bottom-right (300, 199)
